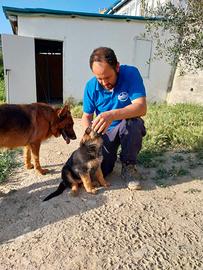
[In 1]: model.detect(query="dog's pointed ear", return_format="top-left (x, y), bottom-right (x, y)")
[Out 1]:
top-left (80, 127), bottom-right (91, 146)
top-left (57, 104), bottom-right (70, 119)
top-left (85, 126), bottom-right (92, 135)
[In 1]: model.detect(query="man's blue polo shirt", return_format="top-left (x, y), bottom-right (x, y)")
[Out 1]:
top-left (83, 65), bottom-right (146, 130)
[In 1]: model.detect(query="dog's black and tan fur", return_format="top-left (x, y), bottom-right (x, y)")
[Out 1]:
top-left (43, 127), bottom-right (110, 201)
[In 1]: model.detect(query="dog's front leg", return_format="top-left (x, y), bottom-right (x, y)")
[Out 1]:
top-left (95, 167), bottom-right (110, 188)
top-left (24, 145), bottom-right (34, 169)
top-left (79, 173), bottom-right (97, 194)
top-left (30, 142), bottom-right (48, 175)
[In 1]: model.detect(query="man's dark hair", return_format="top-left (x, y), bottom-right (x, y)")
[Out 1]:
top-left (89, 47), bottom-right (118, 70)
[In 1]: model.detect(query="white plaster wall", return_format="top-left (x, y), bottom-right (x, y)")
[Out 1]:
top-left (167, 69), bottom-right (203, 105)
top-left (2, 34), bottom-right (36, 104)
top-left (113, 0), bottom-right (186, 16)
top-left (17, 15), bottom-right (172, 102)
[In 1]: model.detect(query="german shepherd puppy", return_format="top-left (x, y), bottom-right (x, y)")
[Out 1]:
top-left (0, 103), bottom-right (76, 174)
top-left (43, 127), bottom-right (110, 201)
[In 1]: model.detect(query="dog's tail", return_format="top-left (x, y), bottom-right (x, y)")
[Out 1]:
top-left (43, 182), bottom-right (67, 201)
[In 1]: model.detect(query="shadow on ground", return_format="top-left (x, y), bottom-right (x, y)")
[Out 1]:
top-left (0, 177), bottom-right (108, 244)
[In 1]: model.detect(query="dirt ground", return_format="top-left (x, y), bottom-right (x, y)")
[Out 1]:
top-left (0, 118), bottom-right (203, 270)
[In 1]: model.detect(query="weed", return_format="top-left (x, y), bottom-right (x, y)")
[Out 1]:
top-left (0, 79), bottom-right (5, 103)
top-left (153, 165), bottom-right (189, 187)
top-left (184, 188), bottom-right (201, 194)
top-left (172, 155), bottom-right (185, 162)
top-left (138, 150), bottom-right (165, 168)
top-left (0, 150), bottom-right (21, 183)
top-left (71, 104), bottom-right (83, 118)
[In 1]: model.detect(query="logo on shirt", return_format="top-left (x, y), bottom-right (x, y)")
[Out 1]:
top-left (118, 92), bottom-right (128, 102)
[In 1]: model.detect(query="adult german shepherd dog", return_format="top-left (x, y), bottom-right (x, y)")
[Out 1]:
top-left (0, 103), bottom-right (76, 174)
top-left (43, 127), bottom-right (110, 201)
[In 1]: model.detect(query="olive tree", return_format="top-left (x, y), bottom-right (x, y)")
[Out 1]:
top-left (143, 0), bottom-right (203, 73)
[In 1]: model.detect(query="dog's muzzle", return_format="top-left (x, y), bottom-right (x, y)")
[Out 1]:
top-left (61, 129), bottom-right (76, 144)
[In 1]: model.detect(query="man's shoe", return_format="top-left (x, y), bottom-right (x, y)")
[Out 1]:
top-left (121, 163), bottom-right (142, 190)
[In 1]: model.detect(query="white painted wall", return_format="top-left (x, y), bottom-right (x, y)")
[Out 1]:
top-left (167, 69), bottom-right (203, 105)
top-left (10, 15), bottom-right (172, 102)
top-left (110, 0), bottom-right (186, 16)
top-left (2, 34), bottom-right (36, 104)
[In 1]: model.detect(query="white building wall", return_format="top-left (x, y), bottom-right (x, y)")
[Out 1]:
top-left (167, 69), bottom-right (203, 105)
top-left (16, 15), bottom-right (172, 102)
top-left (110, 0), bottom-right (186, 16)
top-left (2, 34), bottom-right (36, 103)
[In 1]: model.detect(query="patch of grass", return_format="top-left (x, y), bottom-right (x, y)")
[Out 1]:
top-left (168, 166), bottom-right (189, 178)
top-left (0, 150), bottom-right (21, 183)
top-left (139, 103), bottom-right (203, 167)
top-left (71, 104), bottom-right (83, 118)
top-left (0, 78), bottom-right (5, 103)
top-left (195, 151), bottom-right (203, 160)
top-left (153, 165), bottom-right (190, 187)
top-left (154, 167), bottom-right (169, 179)
top-left (184, 188), bottom-right (201, 194)
top-left (186, 156), bottom-right (198, 169)
top-left (142, 103), bottom-right (203, 152)
top-left (154, 178), bottom-right (168, 188)
top-left (172, 154), bottom-right (185, 162)
top-left (138, 150), bottom-right (165, 168)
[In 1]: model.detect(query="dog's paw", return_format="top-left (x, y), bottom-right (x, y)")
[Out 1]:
top-left (71, 190), bottom-right (78, 197)
top-left (104, 181), bottom-right (110, 188)
top-left (26, 163), bottom-right (34, 169)
top-left (37, 168), bottom-right (49, 175)
top-left (90, 188), bottom-right (98, 194)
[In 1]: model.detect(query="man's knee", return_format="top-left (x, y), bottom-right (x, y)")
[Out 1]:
top-left (126, 118), bottom-right (146, 137)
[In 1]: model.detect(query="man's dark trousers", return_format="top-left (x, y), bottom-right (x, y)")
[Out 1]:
top-left (101, 118), bottom-right (146, 177)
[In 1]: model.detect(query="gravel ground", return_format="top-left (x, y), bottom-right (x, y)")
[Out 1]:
top-left (0, 118), bottom-right (203, 270)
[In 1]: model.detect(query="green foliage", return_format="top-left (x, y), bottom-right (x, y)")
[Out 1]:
top-left (144, 103), bottom-right (203, 151)
top-left (144, 0), bottom-right (203, 72)
top-left (65, 96), bottom-right (83, 110)
top-left (138, 103), bottom-right (203, 166)
top-left (0, 78), bottom-right (5, 102)
top-left (0, 51), bottom-right (4, 79)
top-left (184, 188), bottom-right (201, 194)
top-left (71, 104), bottom-right (83, 118)
top-left (0, 150), bottom-right (20, 183)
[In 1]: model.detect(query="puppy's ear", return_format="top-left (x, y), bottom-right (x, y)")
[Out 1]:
top-left (80, 134), bottom-right (88, 146)
top-left (85, 126), bottom-right (92, 135)
top-left (80, 127), bottom-right (91, 146)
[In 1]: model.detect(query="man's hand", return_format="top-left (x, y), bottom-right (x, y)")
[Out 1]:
top-left (92, 111), bottom-right (114, 134)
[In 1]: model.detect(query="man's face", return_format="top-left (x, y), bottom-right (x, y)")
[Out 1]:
top-left (92, 61), bottom-right (120, 90)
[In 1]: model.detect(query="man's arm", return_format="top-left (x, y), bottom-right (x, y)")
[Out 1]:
top-left (92, 97), bottom-right (147, 134)
top-left (81, 112), bottom-right (94, 130)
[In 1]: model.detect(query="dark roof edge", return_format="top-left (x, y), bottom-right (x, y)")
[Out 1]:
top-left (3, 6), bottom-right (163, 22)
